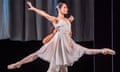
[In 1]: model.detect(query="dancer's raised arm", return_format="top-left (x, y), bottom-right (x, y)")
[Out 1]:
top-left (27, 1), bottom-right (57, 23)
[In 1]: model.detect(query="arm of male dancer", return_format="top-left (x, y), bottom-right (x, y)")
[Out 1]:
top-left (27, 1), bottom-right (57, 23)
top-left (69, 31), bottom-right (72, 37)
top-left (42, 33), bottom-right (55, 44)
top-left (42, 28), bottom-right (59, 44)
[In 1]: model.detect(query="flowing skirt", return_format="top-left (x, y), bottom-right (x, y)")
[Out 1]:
top-left (35, 32), bottom-right (87, 72)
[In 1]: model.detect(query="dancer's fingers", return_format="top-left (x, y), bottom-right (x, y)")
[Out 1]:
top-left (26, 1), bottom-right (32, 8)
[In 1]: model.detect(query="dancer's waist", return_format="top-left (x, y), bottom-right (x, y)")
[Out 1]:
top-left (58, 31), bottom-right (70, 34)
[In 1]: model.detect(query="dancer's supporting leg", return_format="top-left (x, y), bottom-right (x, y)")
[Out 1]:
top-left (59, 65), bottom-right (68, 72)
top-left (8, 53), bottom-right (38, 69)
top-left (84, 48), bottom-right (116, 55)
top-left (47, 63), bottom-right (68, 72)
top-left (47, 57), bottom-right (60, 72)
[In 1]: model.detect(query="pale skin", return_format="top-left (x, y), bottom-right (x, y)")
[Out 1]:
top-left (7, 1), bottom-right (116, 70)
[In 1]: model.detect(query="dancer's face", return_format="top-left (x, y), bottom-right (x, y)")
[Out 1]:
top-left (59, 3), bottom-right (68, 15)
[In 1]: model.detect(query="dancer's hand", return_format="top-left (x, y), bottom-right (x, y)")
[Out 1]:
top-left (27, 1), bottom-right (35, 11)
top-left (68, 15), bottom-right (74, 22)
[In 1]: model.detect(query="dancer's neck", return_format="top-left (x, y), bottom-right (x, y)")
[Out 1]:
top-left (58, 13), bottom-right (65, 19)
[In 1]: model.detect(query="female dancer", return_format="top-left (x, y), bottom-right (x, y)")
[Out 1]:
top-left (8, 1), bottom-right (116, 72)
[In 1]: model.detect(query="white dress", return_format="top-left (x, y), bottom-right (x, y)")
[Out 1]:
top-left (35, 19), bottom-right (87, 72)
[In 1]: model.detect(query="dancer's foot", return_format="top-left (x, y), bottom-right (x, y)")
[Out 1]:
top-left (102, 48), bottom-right (116, 55)
top-left (8, 62), bottom-right (22, 70)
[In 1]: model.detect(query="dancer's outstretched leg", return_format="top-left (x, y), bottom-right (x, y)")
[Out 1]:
top-left (84, 48), bottom-right (116, 55)
top-left (8, 53), bottom-right (38, 69)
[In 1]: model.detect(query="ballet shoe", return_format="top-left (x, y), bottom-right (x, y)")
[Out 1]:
top-left (7, 62), bottom-right (22, 70)
top-left (102, 48), bottom-right (116, 55)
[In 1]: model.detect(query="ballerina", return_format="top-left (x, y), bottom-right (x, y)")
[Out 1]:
top-left (8, 1), bottom-right (116, 72)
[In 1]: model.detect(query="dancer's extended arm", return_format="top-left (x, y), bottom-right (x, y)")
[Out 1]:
top-left (27, 1), bottom-right (57, 23)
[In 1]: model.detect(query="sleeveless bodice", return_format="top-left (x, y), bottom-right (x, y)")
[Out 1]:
top-left (53, 20), bottom-right (71, 34)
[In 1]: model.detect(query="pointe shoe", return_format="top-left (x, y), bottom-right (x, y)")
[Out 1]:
top-left (102, 48), bottom-right (116, 55)
top-left (8, 62), bottom-right (22, 70)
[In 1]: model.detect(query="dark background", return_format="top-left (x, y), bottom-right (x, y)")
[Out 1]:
top-left (0, 0), bottom-right (119, 72)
